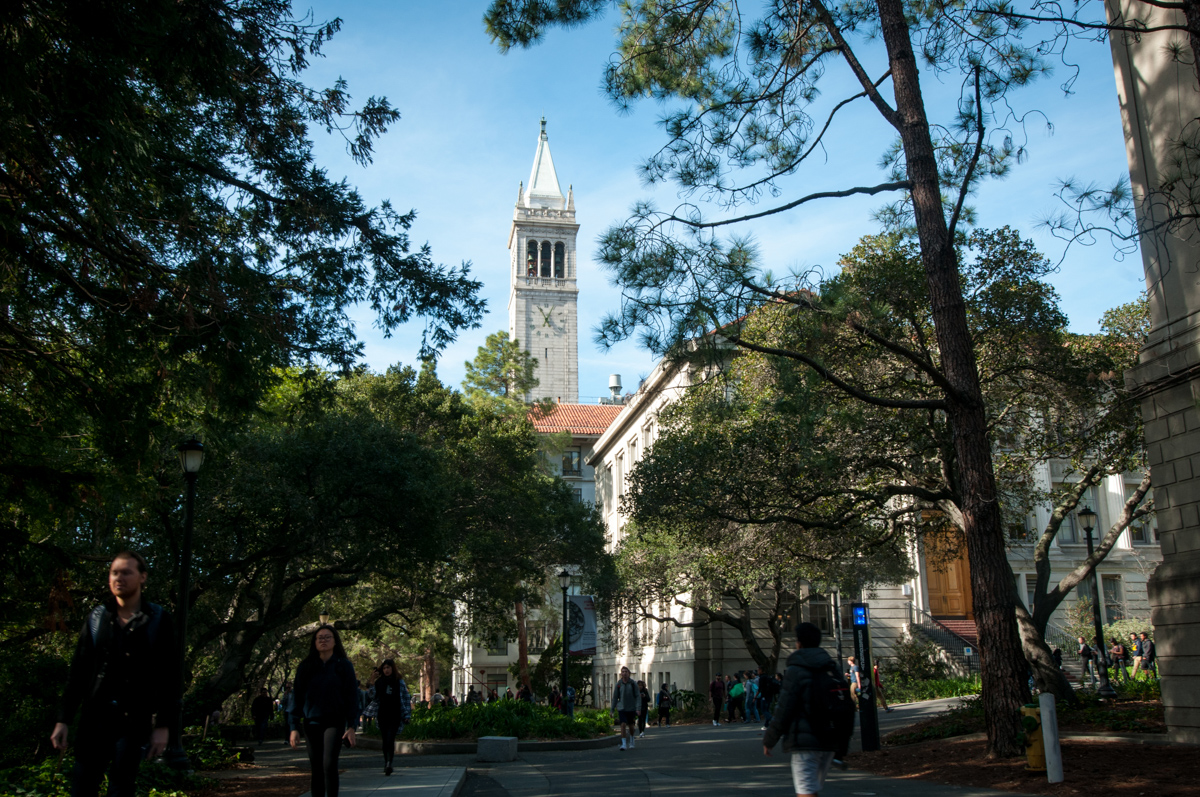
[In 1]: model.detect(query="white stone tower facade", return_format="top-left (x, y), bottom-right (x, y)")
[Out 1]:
top-left (508, 120), bottom-right (579, 403)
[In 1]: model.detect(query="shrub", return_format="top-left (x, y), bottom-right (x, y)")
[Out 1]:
top-left (885, 632), bottom-right (949, 686)
top-left (0, 645), bottom-right (70, 768)
top-left (181, 728), bottom-right (244, 770)
top-left (398, 700), bottom-right (612, 741)
top-left (885, 676), bottom-right (981, 705)
top-left (0, 757), bottom-right (202, 797)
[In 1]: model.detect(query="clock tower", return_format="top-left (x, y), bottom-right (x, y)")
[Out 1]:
top-left (508, 119), bottom-right (579, 403)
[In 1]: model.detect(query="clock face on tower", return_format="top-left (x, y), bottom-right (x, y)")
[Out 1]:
top-left (537, 305), bottom-right (555, 328)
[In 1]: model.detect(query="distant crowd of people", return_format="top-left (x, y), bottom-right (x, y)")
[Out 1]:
top-left (1070, 631), bottom-right (1157, 687)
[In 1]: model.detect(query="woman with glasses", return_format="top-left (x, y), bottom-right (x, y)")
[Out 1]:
top-left (289, 624), bottom-right (359, 797)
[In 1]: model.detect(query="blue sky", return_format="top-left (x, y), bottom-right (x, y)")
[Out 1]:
top-left (301, 2), bottom-right (1143, 401)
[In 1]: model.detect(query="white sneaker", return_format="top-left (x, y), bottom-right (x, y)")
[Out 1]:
top-left (629, 738), bottom-right (635, 749)
top-left (619, 739), bottom-right (626, 751)
top-left (638, 732), bottom-right (645, 738)
top-left (712, 720), bottom-right (718, 726)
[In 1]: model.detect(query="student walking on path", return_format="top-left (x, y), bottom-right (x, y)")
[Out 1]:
top-left (611, 667), bottom-right (642, 751)
top-left (636, 680), bottom-right (651, 737)
top-left (290, 625), bottom-right (359, 797)
top-left (709, 674), bottom-right (726, 727)
top-left (1140, 632), bottom-right (1158, 678)
top-left (656, 683), bottom-right (672, 727)
top-left (51, 551), bottom-right (180, 797)
top-left (374, 659), bottom-right (410, 776)
top-left (252, 687), bottom-right (275, 745)
top-left (763, 622), bottom-right (848, 797)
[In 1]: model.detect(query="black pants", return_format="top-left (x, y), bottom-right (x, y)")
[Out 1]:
top-left (712, 701), bottom-right (722, 723)
top-left (727, 694), bottom-right (743, 723)
top-left (657, 706), bottom-right (670, 726)
top-left (637, 709), bottom-right (648, 733)
top-left (379, 716), bottom-right (402, 768)
top-left (304, 721), bottom-right (346, 797)
top-left (254, 719), bottom-right (269, 744)
top-left (71, 714), bottom-right (150, 797)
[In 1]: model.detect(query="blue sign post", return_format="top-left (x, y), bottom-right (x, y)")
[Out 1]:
top-left (851, 602), bottom-right (880, 752)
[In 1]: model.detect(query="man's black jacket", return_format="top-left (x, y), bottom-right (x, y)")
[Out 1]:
top-left (58, 598), bottom-right (180, 728)
top-left (763, 646), bottom-right (838, 753)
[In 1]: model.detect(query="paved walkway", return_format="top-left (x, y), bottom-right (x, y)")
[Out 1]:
top-left (238, 697), bottom-right (1042, 796)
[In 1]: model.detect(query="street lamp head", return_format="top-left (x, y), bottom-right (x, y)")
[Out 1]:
top-left (319, 608), bottom-right (330, 625)
top-left (1077, 504), bottom-right (1097, 533)
top-left (177, 437), bottom-right (205, 475)
top-left (558, 569), bottom-right (571, 591)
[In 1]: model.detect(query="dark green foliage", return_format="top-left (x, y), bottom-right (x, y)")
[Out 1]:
top-left (181, 729), bottom-right (244, 771)
top-left (0, 645), bottom-right (69, 768)
top-left (885, 633), bottom-right (951, 686)
top-left (507, 634), bottom-right (593, 702)
top-left (0, 756), bottom-right (204, 797)
top-left (0, 0), bottom-right (483, 662)
top-left (399, 701), bottom-right (612, 740)
top-left (885, 677), bottom-right (981, 705)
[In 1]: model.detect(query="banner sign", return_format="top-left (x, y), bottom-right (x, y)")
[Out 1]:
top-left (567, 595), bottom-right (596, 656)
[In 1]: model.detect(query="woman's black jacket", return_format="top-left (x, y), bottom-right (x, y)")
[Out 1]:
top-left (291, 655), bottom-right (359, 729)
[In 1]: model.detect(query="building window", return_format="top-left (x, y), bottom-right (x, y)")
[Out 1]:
top-left (528, 624), bottom-right (548, 655)
top-left (573, 487), bottom-right (583, 503)
top-left (562, 448), bottom-right (582, 476)
top-left (1057, 485), bottom-right (1099, 544)
top-left (526, 240), bottom-right (538, 277)
top-left (554, 241), bottom-right (565, 278)
top-left (616, 454), bottom-right (624, 498)
top-left (1126, 484), bottom-right (1157, 544)
top-left (541, 241), bottom-right (552, 277)
top-left (1025, 574), bottom-right (1039, 612)
top-left (629, 438), bottom-right (637, 466)
top-left (485, 635), bottom-right (508, 656)
top-left (643, 421), bottom-right (654, 448)
top-left (1102, 575), bottom-right (1125, 623)
top-left (485, 670), bottom-right (507, 695)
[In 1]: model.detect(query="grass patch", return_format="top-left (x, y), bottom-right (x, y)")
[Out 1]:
top-left (884, 692), bottom-right (1166, 747)
top-left (0, 757), bottom-right (209, 797)
top-left (886, 676), bottom-right (982, 704)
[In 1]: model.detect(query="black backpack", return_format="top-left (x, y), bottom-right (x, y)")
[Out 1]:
top-left (804, 664), bottom-right (856, 749)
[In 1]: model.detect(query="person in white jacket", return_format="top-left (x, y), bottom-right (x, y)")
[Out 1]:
top-left (610, 666), bottom-right (642, 751)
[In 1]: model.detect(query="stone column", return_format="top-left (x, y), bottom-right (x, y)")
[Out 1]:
top-left (1108, 0), bottom-right (1200, 744)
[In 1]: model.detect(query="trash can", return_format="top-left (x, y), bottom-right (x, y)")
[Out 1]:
top-left (1021, 703), bottom-right (1045, 772)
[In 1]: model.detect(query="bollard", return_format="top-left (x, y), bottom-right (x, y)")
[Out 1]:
top-left (1021, 704), bottom-right (1045, 772)
top-left (1039, 692), bottom-right (1064, 784)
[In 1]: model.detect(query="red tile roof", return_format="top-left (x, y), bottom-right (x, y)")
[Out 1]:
top-left (529, 403), bottom-right (623, 435)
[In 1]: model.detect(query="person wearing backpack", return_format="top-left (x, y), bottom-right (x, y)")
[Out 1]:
top-left (763, 622), bottom-right (854, 797)
top-left (728, 673), bottom-right (745, 723)
top-left (656, 683), bottom-right (673, 726)
top-left (51, 551), bottom-right (180, 797)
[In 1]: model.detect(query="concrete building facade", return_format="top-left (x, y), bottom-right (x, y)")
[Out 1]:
top-left (1106, 0), bottom-right (1200, 743)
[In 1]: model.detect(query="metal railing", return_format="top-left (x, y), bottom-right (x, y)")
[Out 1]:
top-left (907, 602), bottom-right (980, 674)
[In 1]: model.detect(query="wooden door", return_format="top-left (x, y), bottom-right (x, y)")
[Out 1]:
top-left (926, 529), bottom-right (974, 620)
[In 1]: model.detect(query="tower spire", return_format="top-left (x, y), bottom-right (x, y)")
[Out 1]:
top-left (525, 118), bottom-right (564, 209)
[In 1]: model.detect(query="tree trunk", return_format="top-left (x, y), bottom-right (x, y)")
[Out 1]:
top-left (1016, 603), bottom-right (1078, 706)
top-left (875, 0), bottom-right (1028, 757)
top-left (515, 600), bottom-right (531, 688)
top-left (419, 646), bottom-right (436, 702)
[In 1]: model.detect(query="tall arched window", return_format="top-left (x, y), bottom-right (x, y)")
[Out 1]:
top-left (540, 241), bottom-right (552, 277)
top-left (526, 241), bottom-right (538, 277)
top-left (554, 242), bottom-right (565, 278)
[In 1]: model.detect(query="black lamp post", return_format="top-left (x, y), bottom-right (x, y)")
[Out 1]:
top-left (831, 585), bottom-right (844, 676)
top-left (1078, 505), bottom-right (1117, 699)
top-left (167, 437), bottom-right (204, 769)
top-left (558, 569), bottom-right (571, 714)
top-left (319, 607), bottom-right (331, 626)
